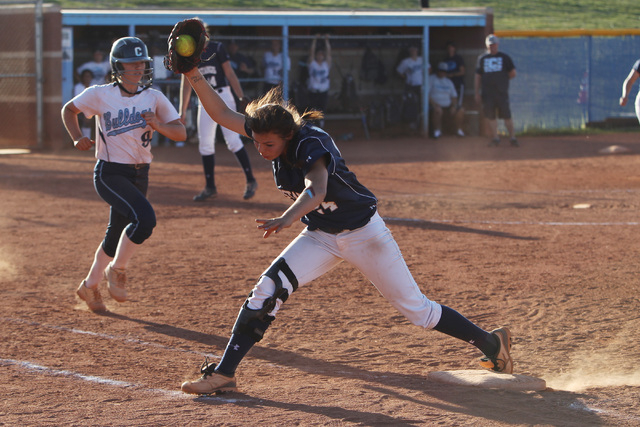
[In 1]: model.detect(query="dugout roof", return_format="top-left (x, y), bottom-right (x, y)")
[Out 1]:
top-left (61, 8), bottom-right (487, 28)
top-left (61, 8), bottom-right (489, 133)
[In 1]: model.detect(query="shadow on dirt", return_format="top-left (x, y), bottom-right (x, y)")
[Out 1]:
top-left (104, 312), bottom-right (603, 426)
top-left (384, 217), bottom-right (539, 241)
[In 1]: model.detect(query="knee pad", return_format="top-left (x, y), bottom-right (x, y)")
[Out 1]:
top-left (232, 299), bottom-right (275, 342)
top-left (232, 257), bottom-right (299, 342)
top-left (260, 257), bottom-right (298, 313)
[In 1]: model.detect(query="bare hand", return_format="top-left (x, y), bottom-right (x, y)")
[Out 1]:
top-left (620, 96), bottom-right (628, 107)
top-left (256, 216), bottom-right (293, 238)
top-left (74, 136), bottom-right (94, 151)
top-left (141, 111), bottom-right (159, 130)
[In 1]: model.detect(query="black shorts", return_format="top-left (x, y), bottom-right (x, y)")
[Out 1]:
top-left (482, 92), bottom-right (511, 120)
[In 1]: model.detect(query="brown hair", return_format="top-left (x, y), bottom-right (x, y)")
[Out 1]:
top-left (245, 85), bottom-right (323, 140)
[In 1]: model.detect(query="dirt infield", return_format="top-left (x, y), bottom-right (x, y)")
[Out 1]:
top-left (2, 132), bottom-right (640, 426)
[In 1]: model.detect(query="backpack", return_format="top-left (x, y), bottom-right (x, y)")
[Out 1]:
top-left (360, 47), bottom-right (387, 85)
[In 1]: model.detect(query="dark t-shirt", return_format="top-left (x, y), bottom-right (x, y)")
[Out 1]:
top-left (247, 123), bottom-right (377, 231)
top-left (443, 53), bottom-right (465, 90)
top-left (475, 51), bottom-right (515, 95)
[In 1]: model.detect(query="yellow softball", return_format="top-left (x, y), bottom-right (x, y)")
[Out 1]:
top-left (175, 34), bottom-right (196, 57)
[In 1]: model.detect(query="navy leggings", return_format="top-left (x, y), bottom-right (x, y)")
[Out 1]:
top-left (93, 160), bottom-right (156, 257)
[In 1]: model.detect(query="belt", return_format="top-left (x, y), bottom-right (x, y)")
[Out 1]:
top-left (129, 163), bottom-right (149, 169)
top-left (317, 226), bottom-right (344, 234)
top-left (100, 160), bottom-right (149, 169)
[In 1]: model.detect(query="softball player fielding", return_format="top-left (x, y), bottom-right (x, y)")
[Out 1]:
top-left (173, 61), bottom-right (513, 395)
top-left (62, 37), bottom-right (186, 311)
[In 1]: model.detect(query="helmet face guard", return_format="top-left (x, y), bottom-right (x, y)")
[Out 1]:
top-left (110, 37), bottom-right (153, 90)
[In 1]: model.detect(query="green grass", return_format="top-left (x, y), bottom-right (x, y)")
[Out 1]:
top-left (428, 0), bottom-right (640, 31)
top-left (52, 0), bottom-right (420, 10)
top-left (51, 0), bottom-right (638, 31)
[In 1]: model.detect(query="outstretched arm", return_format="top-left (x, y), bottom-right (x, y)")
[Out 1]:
top-left (256, 156), bottom-right (329, 238)
top-left (308, 35), bottom-right (318, 65)
top-left (183, 67), bottom-right (248, 136)
top-left (324, 34), bottom-right (332, 67)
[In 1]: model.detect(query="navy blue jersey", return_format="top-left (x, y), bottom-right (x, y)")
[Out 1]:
top-left (269, 125), bottom-right (377, 231)
top-left (442, 53), bottom-right (465, 90)
top-left (199, 41), bottom-right (230, 89)
top-left (475, 52), bottom-right (515, 95)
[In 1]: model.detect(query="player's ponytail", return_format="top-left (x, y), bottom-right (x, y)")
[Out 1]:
top-left (245, 85), bottom-right (323, 140)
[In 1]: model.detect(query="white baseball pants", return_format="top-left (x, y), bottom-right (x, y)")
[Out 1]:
top-left (247, 212), bottom-right (442, 329)
top-left (197, 86), bottom-right (244, 156)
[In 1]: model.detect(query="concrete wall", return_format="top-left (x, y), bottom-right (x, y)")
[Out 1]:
top-left (0, 4), bottom-right (64, 150)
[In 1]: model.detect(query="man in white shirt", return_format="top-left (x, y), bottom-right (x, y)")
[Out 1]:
top-left (429, 62), bottom-right (465, 138)
top-left (396, 45), bottom-right (425, 130)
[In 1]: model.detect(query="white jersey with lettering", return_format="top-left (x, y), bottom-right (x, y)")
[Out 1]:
top-left (308, 60), bottom-right (330, 93)
top-left (73, 83), bottom-right (180, 164)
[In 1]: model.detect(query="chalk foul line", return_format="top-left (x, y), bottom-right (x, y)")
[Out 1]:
top-left (383, 216), bottom-right (640, 226)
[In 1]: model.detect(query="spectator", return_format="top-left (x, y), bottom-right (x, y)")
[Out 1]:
top-left (474, 34), bottom-right (518, 147)
top-left (73, 69), bottom-right (94, 139)
top-left (306, 34), bottom-right (332, 128)
top-left (619, 59), bottom-right (640, 124)
top-left (180, 20), bottom-right (258, 201)
top-left (396, 44), bottom-right (424, 97)
top-left (77, 49), bottom-right (111, 86)
top-left (442, 41), bottom-right (466, 110)
top-left (429, 62), bottom-right (465, 138)
top-left (227, 39), bottom-right (259, 92)
top-left (262, 39), bottom-right (291, 94)
top-left (396, 44), bottom-right (426, 131)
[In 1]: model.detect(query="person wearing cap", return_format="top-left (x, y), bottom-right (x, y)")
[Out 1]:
top-left (474, 34), bottom-right (518, 147)
top-left (429, 61), bottom-right (465, 138)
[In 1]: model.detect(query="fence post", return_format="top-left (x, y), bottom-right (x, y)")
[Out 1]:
top-left (35, 0), bottom-right (43, 149)
top-left (586, 35), bottom-right (592, 124)
top-left (282, 26), bottom-right (289, 101)
top-left (422, 26), bottom-right (429, 135)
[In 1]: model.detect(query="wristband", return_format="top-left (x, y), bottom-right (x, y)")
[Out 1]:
top-left (304, 187), bottom-right (315, 199)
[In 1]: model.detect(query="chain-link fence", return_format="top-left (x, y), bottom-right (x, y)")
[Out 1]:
top-left (501, 35), bottom-right (640, 132)
top-left (0, 0), bottom-right (44, 148)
